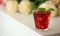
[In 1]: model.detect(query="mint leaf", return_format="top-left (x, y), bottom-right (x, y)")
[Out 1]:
top-left (38, 8), bottom-right (46, 12)
top-left (30, 0), bottom-right (47, 9)
top-left (47, 8), bottom-right (55, 12)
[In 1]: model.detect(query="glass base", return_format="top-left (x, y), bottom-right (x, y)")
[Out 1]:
top-left (36, 28), bottom-right (49, 31)
top-left (43, 28), bottom-right (48, 31)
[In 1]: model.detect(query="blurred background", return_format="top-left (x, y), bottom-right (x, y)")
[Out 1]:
top-left (0, 0), bottom-right (60, 17)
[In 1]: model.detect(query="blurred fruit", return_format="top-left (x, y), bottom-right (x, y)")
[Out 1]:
top-left (50, 0), bottom-right (60, 5)
top-left (6, 1), bottom-right (18, 13)
top-left (19, 1), bottom-right (33, 14)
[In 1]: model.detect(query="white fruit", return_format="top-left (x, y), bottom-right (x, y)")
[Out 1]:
top-left (50, 0), bottom-right (60, 5)
top-left (19, 1), bottom-right (32, 14)
top-left (38, 1), bottom-right (57, 17)
top-left (6, 1), bottom-right (18, 13)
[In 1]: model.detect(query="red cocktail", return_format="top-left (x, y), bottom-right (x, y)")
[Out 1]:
top-left (33, 11), bottom-right (51, 29)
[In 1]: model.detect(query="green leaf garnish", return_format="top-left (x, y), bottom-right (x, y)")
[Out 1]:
top-left (38, 8), bottom-right (46, 12)
top-left (47, 8), bottom-right (55, 12)
top-left (30, 0), bottom-right (47, 9)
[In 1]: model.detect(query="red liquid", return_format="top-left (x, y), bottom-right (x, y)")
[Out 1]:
top-left (33, 11), bottom-right (51, 29)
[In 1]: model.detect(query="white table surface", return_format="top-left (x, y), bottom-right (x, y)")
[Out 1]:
top-left (0, 6), bottom-right (60, 36)
top-left (0, 9), bottom-right (40, 36)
